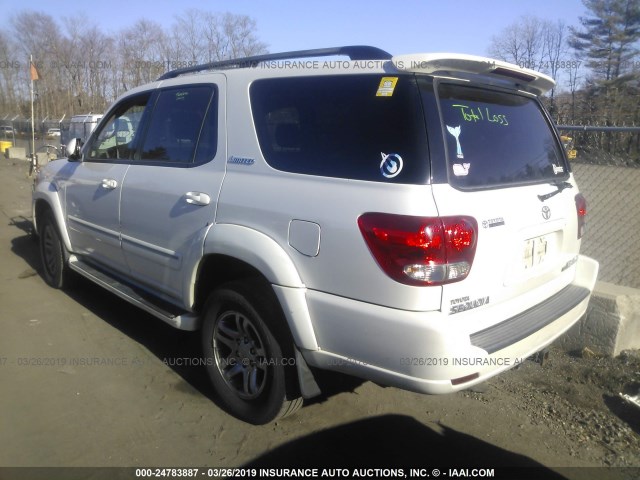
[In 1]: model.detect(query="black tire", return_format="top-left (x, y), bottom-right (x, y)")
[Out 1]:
top-left (39, 211), bottom-right (70, 289)
top-left (201, 281), bottom-right (302, 424)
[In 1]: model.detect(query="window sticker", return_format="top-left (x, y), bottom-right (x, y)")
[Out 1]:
top-left (446, 125), bottom-right (464, 159)
top-left (376, 77), bottom-right (398, 97)
top-left (552, 164), bottom-right (564, 174)
top-left (453, 163), bottom-right (471, 176)
top-left (380, 152), bottom-right (403, 178)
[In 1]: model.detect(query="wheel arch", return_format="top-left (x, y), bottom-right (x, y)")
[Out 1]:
top-left (193, 254), bottom-right (270, 312)
top-left (192, 224), bottom-right (318, 351)
top-left (33, 191), bottom-right (72, 252)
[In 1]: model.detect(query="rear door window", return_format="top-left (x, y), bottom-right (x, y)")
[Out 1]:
top-left (250, 75), bottom-right (429, 184)
top-left (140, 86), bottom-right (216, 164)
top-left (437, 83), bottom-right (567, 189)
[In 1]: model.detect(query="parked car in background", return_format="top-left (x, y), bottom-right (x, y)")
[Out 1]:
top-left (0, 126), bottom-right (15, 137)
top-left (46, 128), bottom-right (61, 138)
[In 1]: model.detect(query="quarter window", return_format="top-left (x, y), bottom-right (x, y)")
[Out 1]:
top-left (250, 75), bottom-right (429, 183)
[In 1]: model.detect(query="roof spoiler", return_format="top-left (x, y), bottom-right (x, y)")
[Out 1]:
top-left (157, 46), bottom-right (393, 80)
top-left (392, 53), bottom-right (556, 96)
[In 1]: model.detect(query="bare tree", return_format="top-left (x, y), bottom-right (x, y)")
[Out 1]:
top-left (172, 10), bottom-right (206, 64)
top-left (170, 10), bottom-right (268, 65)
top-left (117, 19), bottom-right (167, 92)
top-left (199, 12), bottom-right (224, 62)
top-left (488, 15), bottom-right (545, 70)
top-left (2, 8), bottom-right (269, 120)
top-left (0, 32), bottom-right (22, 113)
top-left (541, 20), bottom-right (568, 112)
top-left (566, 60), bottom-right (582, 122)
top-left (11, 10), bottom-right (65, 119)
top-left (221, 13), bottom-right (268, 59)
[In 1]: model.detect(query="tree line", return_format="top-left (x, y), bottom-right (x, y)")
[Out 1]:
top-left (0, 9), bottom-right (267, 122)
top-left (488, 0), bottom-right (640, 161)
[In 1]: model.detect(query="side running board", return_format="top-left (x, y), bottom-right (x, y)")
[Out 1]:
top-left (68, 256), bottom-right (200, 331)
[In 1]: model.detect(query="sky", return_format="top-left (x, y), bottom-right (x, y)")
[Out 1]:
top-left (1, 0), bottom-right (589, 58)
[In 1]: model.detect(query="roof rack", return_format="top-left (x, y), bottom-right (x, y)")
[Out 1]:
top-left (157, 45), bottom-right (392, 80)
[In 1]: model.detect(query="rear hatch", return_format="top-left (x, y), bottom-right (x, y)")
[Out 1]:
top-left (425, 80), bottom-right (583, 325)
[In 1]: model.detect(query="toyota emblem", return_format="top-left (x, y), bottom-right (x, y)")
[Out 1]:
top-left (541, 206), bottom-right (551, 220)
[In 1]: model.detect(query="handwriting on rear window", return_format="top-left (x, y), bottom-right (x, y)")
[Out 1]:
top-left (452, 104), bottom-right (509, 126)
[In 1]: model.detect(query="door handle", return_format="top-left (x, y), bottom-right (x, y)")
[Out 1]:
top-left (101, 178), bottom-right (118, 189)
top-left (184, 191), bottom-right (211, 206)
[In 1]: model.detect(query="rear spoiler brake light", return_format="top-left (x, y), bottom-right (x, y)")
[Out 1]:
top-left (392, 53), bottom-right (555, 96)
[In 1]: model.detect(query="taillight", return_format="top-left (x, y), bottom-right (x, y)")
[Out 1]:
top-left (575, 193), bottom-right (587, 239)
top-left (358, 213), bottom-right (478, 286)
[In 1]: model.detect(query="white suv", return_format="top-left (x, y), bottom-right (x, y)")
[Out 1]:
top-left (32, 46), bottom-right (599, 424)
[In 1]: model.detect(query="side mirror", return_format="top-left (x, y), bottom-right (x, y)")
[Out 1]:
top-left (66, 138), bottom-right (83, 161)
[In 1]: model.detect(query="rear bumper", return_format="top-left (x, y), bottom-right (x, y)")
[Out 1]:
top-left (302, 254), bottom-right (599, 394)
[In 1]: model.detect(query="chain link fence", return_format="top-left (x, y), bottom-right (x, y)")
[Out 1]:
top-left (0, 115), bottom-right (66, 155)
top-left (557, 124), bottom-right (640, 167)
top-left (571, 162), bottom-right (640, 289)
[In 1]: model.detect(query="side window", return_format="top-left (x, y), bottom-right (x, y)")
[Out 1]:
top-left (249, 75), bottom-right (429, 184)
top-left (88, 94), bottom-right (150, 160)
top-left (140, 86), bottom-right (215, 164)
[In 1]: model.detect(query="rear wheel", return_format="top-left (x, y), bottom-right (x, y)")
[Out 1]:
top-left (201, 281), bottom-right (302, 424)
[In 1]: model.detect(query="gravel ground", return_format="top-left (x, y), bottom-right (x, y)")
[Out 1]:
top-left (465, 348), bottom-right (640, 469)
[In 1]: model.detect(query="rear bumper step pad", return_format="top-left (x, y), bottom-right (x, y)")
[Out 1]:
top-left (470, 285), bottom-right (590, 354)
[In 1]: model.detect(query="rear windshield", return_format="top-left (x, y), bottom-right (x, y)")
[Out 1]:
top-left (250, 75), bottom-right (429, 184)
top-left (437, 83), bottom-right (566, 189)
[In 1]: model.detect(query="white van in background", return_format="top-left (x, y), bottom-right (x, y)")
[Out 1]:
top-left (61, 114), bottom-right (103, 148)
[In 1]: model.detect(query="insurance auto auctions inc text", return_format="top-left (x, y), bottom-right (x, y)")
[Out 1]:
top-left (253, 467), bottom-right (495, 477)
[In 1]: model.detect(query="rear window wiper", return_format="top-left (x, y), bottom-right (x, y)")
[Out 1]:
top-left (538, 181), bottom-right (573, 202)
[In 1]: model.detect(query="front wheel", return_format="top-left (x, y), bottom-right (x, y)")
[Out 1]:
top-left (39, 211), bottom-right (70, 289)
top-left (201, 281), bottom-right (302, 424)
